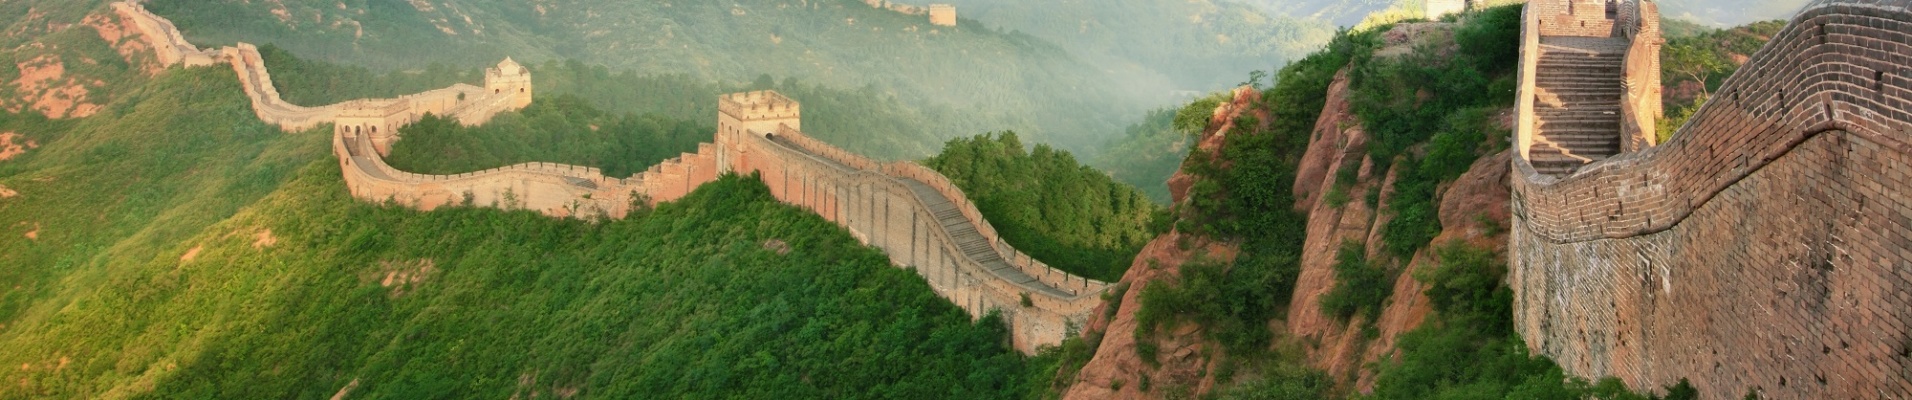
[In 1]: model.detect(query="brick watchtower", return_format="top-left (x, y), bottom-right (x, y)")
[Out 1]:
top-left (485, 57), bottom-right (533, 110)
top-left (715, 91), bottom-right (802, 174)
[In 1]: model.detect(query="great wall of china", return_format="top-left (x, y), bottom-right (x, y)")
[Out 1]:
top-left (1512, 0), bottom-right (1912, 397)
top-left (101, 0), bottom-right (1912, 394)
top-left (107, 1), bottom-right (1107, 353)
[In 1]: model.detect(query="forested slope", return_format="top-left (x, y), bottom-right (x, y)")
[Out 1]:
top-left (0, 55), bottom-right (1051, 400)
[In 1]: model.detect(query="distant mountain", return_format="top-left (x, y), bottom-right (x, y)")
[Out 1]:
top-left (925, 0), bottom-right (1338, 92)
top-left (141, 0), bottom-right (1166, 155)
top-left (1658, 0), bottom-right (1808, 27)
top-left (1234, 0), bottom-right (1402, 27)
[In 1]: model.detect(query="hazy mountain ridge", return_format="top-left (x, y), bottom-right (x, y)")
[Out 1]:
top-left (929, 0), bottom-right (1337, 92)
top-left (141, 0), bottom-right (1158, 155)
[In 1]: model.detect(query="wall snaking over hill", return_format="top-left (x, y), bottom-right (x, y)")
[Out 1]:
top-left (113, 0), bottom-right (1106, 353)
top-left (1511, 0), bottom-right (1912, 397)
top-left (714, 92), bottom-right (1111, 352)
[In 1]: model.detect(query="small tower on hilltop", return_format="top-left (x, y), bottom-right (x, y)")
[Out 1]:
top-left (485, 57), bottom-right (533, 110)
top-left (929, 4), bottom-right (956, 27)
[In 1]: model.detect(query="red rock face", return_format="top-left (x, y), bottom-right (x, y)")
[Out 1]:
top-left (1062, 230), bottom-right (1235, 400)
top-left (1067, 55), bottom-right (1521, 395)
top-left (1169, 86), bottom-right (1260, 205)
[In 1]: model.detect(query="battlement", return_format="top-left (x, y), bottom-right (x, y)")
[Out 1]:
top-left (718, 90), bottom-right (802, 121)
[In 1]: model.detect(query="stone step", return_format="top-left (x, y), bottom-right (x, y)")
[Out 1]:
top-left (1536, 58), bottom-right (1622, 66)
top-left (1539, 131), bottom-right (1622, 141)
top-left (1529, 91), bottom-right (1621, 101)
top-left (1538, 63), bottom-right (1621, 69)
top-left (1537, 58), bottom-right (1624, 67)
top-left (1536, 137), bottom-right (1621, 150)
top-left (1540, 126), bottom-right (1626, 135)
top-left (1537, 74), bottom-right (1623, 83)
top-left (1539, 137), bottom-right (1621, 149)
top-left (1538, 48), bottom-right (1624, 58)
top-left (1538, 72), bottom-right (1623, 82)
top-left (1535, 79), bottom-right (1624, 87)
top-left (1536, 100), bottom-right (1623, 109)
top-left (1536, 74), bottom-right (1623, 84)
top-left (1538, 55), bottom-right (1623, 64)
top-left (1535, 65), bottom-right (1621, 73)
top-left (1539, 121), bottom-right (1622, 131)
top-left (1529, 111), bottom-right (1621, 118)
top-left (1529, 78), bottom-right (1621, 87)
top-left (1536, 117), bottom-right (1622, 127)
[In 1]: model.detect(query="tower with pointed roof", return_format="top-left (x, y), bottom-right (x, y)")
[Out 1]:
top-left (485, 57), bottom-right (533, 110)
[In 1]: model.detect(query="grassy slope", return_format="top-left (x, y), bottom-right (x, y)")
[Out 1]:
top-left (0, 66), bottom-right (1046, 398)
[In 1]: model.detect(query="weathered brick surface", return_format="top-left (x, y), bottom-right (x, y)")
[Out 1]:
top-left (1513, 0), bottom-right (1912, 397)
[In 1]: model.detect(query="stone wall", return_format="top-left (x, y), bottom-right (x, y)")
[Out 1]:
top-left (717, 108), bottom-right (1111, 352)
top-left (1511, 0), bottom-right (1912, 397)
top-left (123, 0), bottom-right (1111, 354)
top-left (1617, 0), bottom-right (1662, 151)
top-left (1532, 0), bottom-right (1619, 37)
top-left (109, 2), bottom-right (218, 68)
top-left (1515, 3), bottom-right (1544, 159)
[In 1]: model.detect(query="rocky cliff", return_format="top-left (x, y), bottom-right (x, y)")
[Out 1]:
top-left (1060, 48), bottom-right (1517, 396)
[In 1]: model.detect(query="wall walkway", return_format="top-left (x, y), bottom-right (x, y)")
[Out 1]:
top-left (1511, 0), bottom-right (1912, 397)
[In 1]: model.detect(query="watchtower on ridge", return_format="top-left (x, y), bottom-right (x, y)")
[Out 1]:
top-left (485, 57), bottom-right (533, 110)
top-left (718, 90), bottom-right (802, 135)
top-left (715, 91), bottom-right (803, 174)
top-left (336, 99), bottom-right (411, 155)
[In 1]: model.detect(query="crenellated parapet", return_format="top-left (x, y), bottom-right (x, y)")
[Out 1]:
top-left (1511, 0), bottom-right (1912, 397)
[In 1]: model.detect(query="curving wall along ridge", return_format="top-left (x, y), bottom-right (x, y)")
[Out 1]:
top-left (1511, 0), bottom-right (1912, 397)
top-left (112, 1), bottom-right (1106, 353)
top-left (713, 92), bottom-right (1112, 352)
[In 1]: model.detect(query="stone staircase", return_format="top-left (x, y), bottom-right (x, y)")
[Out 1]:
top-left (901, 179), bottom-right (1071, 298)
top-left (1530, 37), bottom-right (1628, 175)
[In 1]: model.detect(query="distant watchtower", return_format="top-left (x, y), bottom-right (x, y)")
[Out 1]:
top-left (485, 57), bottom-right (533, 110)
top-left (929, 4), bottom-right (956, 27)
top-left (715, 91), bottom-right (803, 174)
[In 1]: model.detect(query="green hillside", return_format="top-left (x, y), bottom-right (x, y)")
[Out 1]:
top-left (0, 65), bottom-right (1053, 398)
top-left (925, 132), bottom-right (1161, 282)
top-left (141, 0), bottom-right (1153, 155)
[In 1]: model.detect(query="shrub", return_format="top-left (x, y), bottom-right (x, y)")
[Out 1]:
top-left (1320, 241), bottom-right (1394, 322)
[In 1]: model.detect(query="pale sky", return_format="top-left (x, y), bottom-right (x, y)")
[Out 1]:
top-left (1655, 0), bottom-right (1812, 26)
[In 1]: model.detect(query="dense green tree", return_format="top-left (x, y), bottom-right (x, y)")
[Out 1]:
top-left (924, 132), bottom-right (1158, 282)
top-left (1656, 20), bottom-right (1782, 141)
top-left (385, 94), bottom-right (708, 177)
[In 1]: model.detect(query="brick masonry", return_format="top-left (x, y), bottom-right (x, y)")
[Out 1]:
top-left (1512, 0), bottom-right (1912, 397)
top-left (115, 1), bottom-right (1106, 354)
